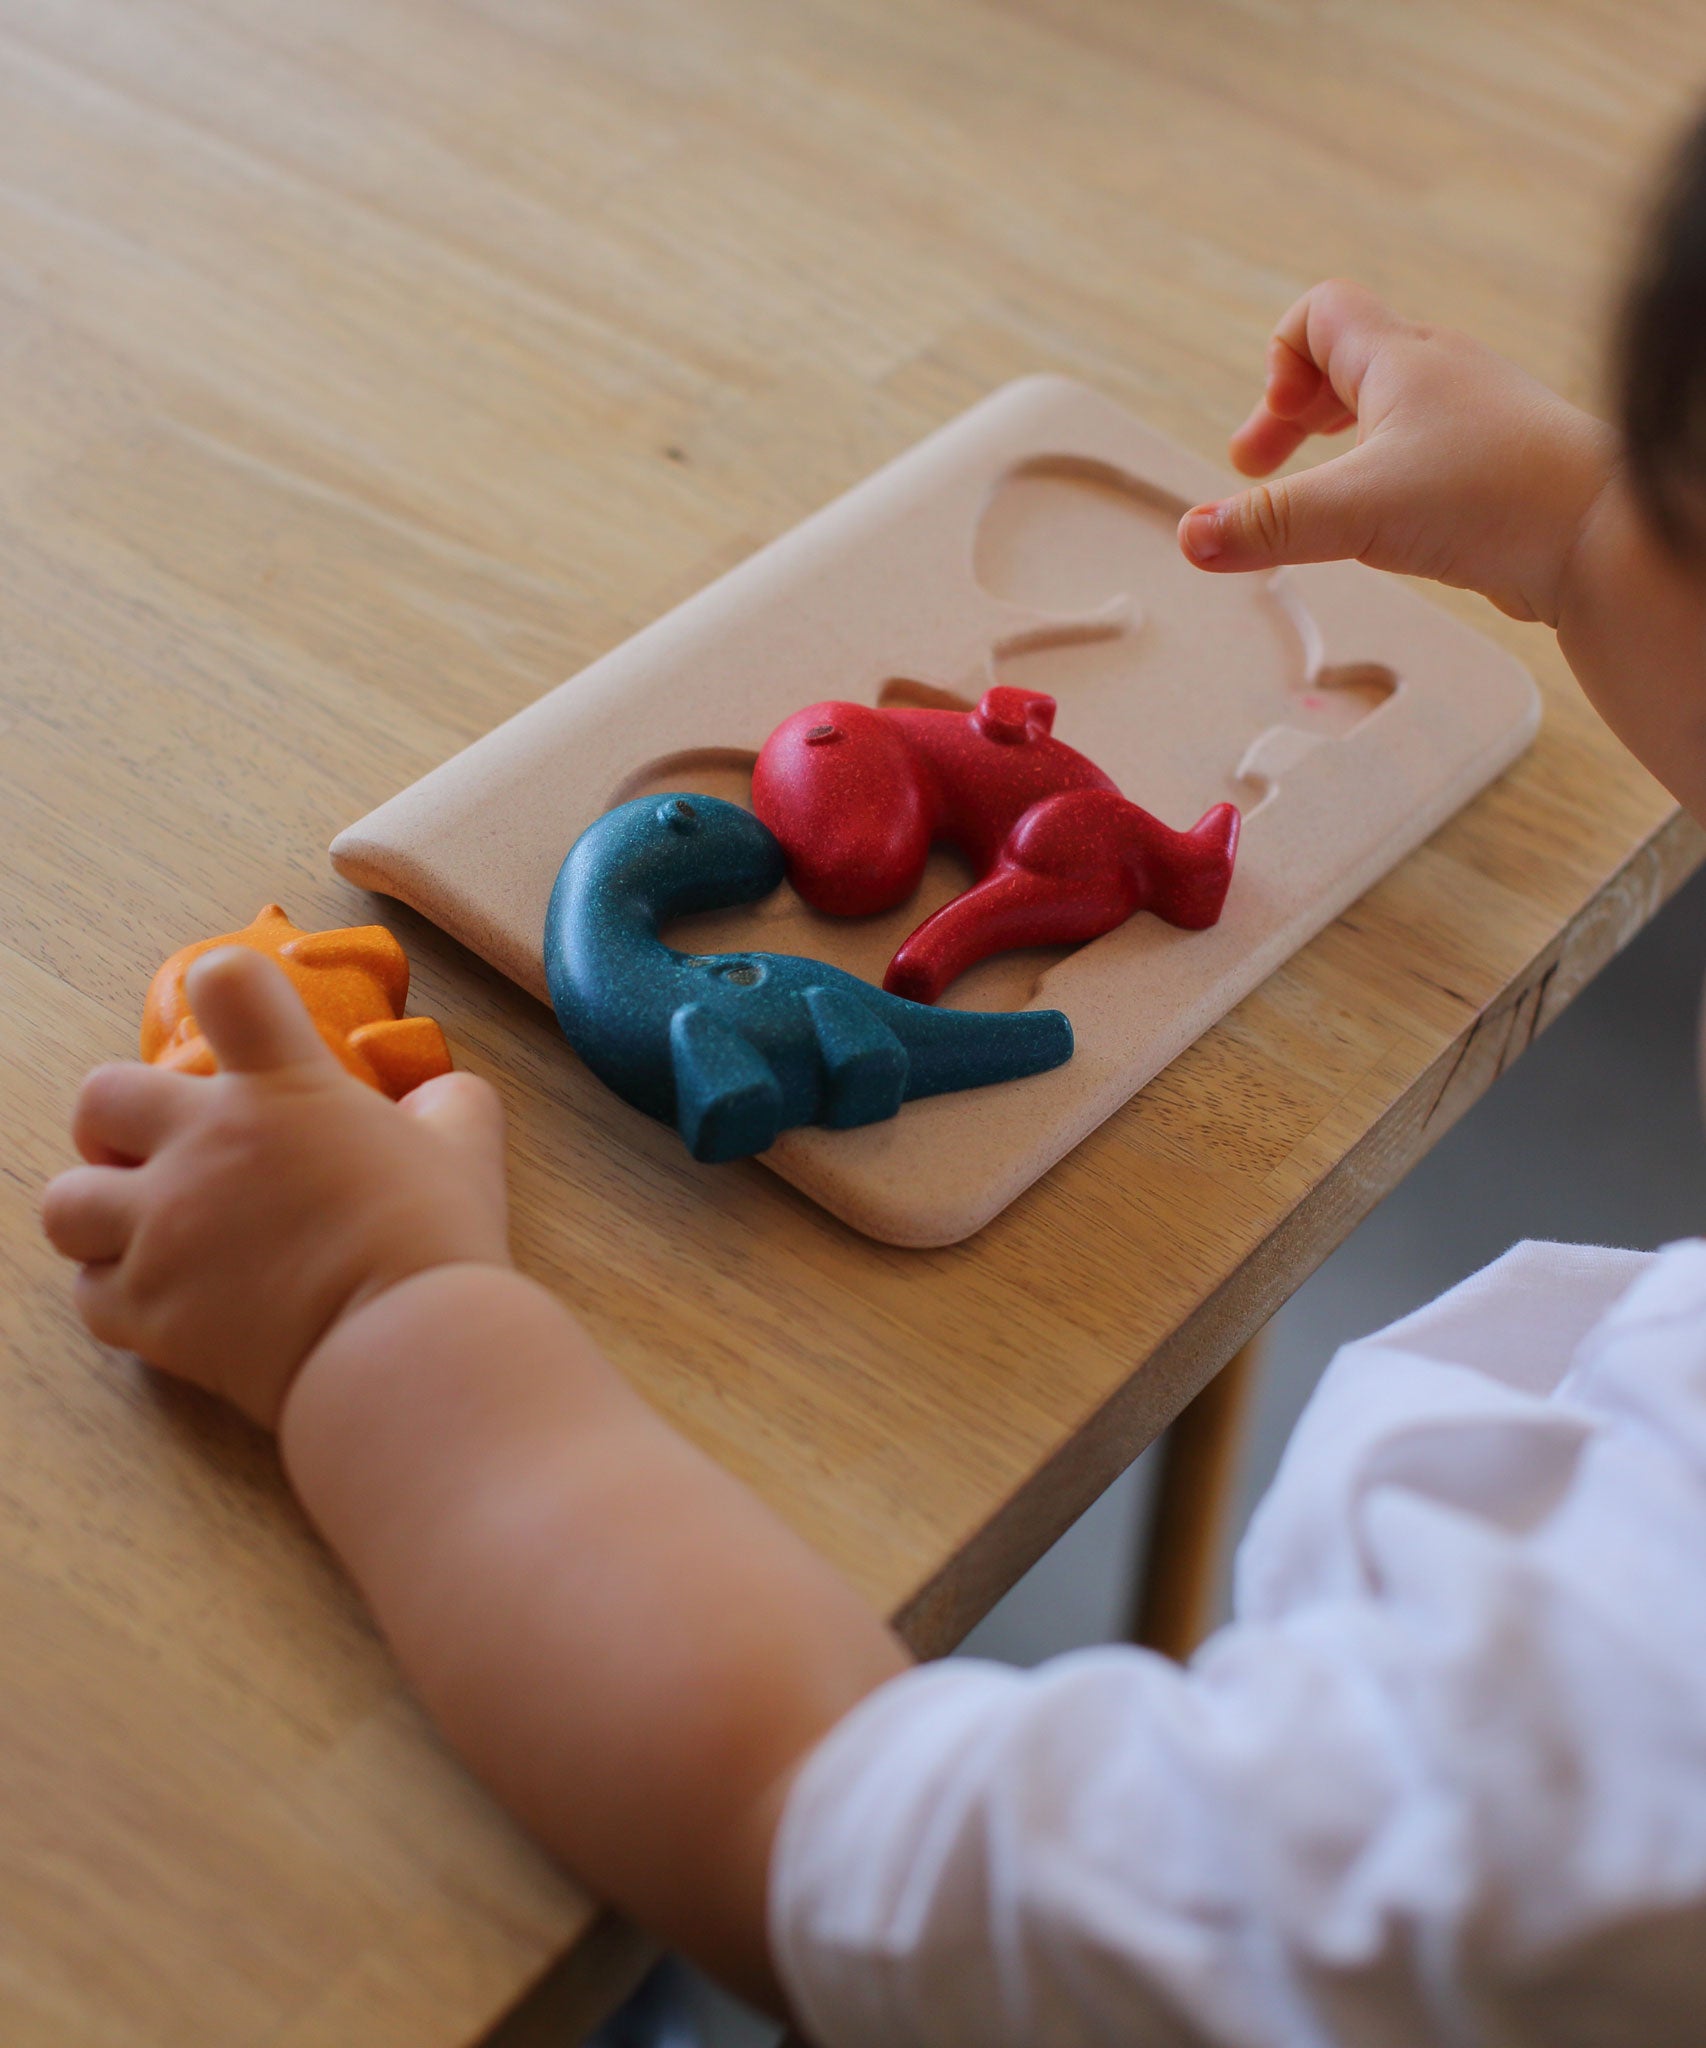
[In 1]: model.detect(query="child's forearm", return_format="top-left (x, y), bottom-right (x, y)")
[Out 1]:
top-left (278, 1264), bottom-right (908, 2007)
top-left (1557, 467), bottom-right (1706, 824)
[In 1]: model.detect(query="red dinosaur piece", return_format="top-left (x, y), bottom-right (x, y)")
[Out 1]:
top-left (751, 685), bottom-right (1240, 1004)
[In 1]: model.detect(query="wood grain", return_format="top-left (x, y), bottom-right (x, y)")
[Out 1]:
top-left (1, 2), bottom-right (1701, 2042)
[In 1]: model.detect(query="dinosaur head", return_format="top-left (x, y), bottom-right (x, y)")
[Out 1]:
top-left (751, 701), bottom-right (932, 916)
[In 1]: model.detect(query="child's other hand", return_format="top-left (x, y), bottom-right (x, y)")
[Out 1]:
top-left (41, 946), bottom-right (510, 1428)
top-left (1178, 279), bottom-right (1617, 626)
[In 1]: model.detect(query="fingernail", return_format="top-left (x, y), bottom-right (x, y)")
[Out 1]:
top-left (1182, 504), bottom-right (1223, 563)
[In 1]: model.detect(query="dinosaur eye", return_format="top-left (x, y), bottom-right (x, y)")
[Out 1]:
top-left (660, 797), bottom-right (700, 834)
top-left (804, 723), bottom-right (842, 746)
top-left (717, 960), bottom-right (764, 987)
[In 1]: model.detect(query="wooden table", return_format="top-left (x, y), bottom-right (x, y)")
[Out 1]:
top-left (3, 2), bottom-right (1701, 2042)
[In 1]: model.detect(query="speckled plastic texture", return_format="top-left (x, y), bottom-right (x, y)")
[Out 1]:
top-left (331, 375), bottom-right (1540, 1247)
top-left (543, 793), bottom-right (1072, 1162)
top-left (751, 683), bottom-right (1239, 1002)
top-left (142, 903), bottom-right (453, 1100)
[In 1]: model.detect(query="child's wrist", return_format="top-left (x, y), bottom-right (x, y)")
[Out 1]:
top-left (280, 1259), bottom-right (526, 1446)
top-left (278, 1261), bottom-right (605, 1499)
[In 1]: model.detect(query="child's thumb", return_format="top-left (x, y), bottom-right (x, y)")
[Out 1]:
top-left (184, 948), bottom-right (338, 1077)
top-left (1179, 452), bottom-right (1375, 573)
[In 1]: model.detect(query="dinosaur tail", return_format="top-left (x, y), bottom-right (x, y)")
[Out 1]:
top-left (1150, 802), bottom-right (1240, 930)
top-left (885, 994), bottom-right (1074, 1102)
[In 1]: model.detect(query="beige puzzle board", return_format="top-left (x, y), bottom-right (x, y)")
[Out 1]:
top-left (332, 375), bottom-right (1539, 1247)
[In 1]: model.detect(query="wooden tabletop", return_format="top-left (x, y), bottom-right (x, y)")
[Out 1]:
top-left (4, 2), bottom-right (1702, 2042)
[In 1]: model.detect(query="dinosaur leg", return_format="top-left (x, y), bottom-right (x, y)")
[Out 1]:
top-left (1142, 802), bottom-right (1241, 930)
top-left (1008, 787), bottom-right (1240, 930)
top-left (347, 1016), bottom-right (454, 1100)
top-left (801, 985), bottom-right (910, 1127)
top-left (668, 1004), bottom-right (785, 1162)
top-left (885, 785), bottom-right (1239, 1002)
top-left (885, 789), bottom-right (1142, 1002)
top-left (885, 861), bottom-right (1129, 1004)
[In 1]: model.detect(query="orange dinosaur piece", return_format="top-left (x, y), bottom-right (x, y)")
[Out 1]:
top-left (141, 904), bottom-right (453, 1099)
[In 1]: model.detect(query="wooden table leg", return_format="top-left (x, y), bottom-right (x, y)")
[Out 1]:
top-left (1127, 1335), bottom-right (1266, 1660)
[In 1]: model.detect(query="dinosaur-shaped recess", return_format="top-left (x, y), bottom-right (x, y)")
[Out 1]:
top-left (142, 904), bottom-right (453, 1099)
top-left (544, 794), bottom-right (1073, 1163)
top-left (751, 685), bottom-right (1241, 1004)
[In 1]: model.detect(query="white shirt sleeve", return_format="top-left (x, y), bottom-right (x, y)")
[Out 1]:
top-left (769, 1240), bottom-right (1706, 2048)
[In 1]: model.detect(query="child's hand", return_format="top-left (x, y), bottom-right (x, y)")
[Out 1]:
top-left (41, 946), bottom-right (510, 1428)
top-left (1178, 278), bottom-right (1617, 627)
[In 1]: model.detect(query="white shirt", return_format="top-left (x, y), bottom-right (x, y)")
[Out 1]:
top-left (770, 1239), bottom-right (1706, 2047)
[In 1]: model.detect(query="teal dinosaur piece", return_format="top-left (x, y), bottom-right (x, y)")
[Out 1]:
top-left (544, 794), bottom-right (1074, 1162)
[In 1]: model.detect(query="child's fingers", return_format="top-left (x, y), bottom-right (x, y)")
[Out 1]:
top-left (1178, 442), bottom-right (1381, 573)
top-left (71, 1261), bottom-right (136, 1351)
top-left (1277, 278), bottom-right (1404, 415)
top-left (1229, 394), bottom-right (1353, 478)
top-left (184, 947), bottom-right (337, 1077)
top-left (399, 1072), bottom-right (509, 1180)
top-left (1228, 280), bottom-right (1406, 475)
top-left (1230, 357), bottom-right (1356, 476)
top-left (73, 1062), bottom-right (197, 1165)
top-left (1265, 329), bottom-right (1334, 417)
top-left (42, 1165), bottom-right (140, 1265)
